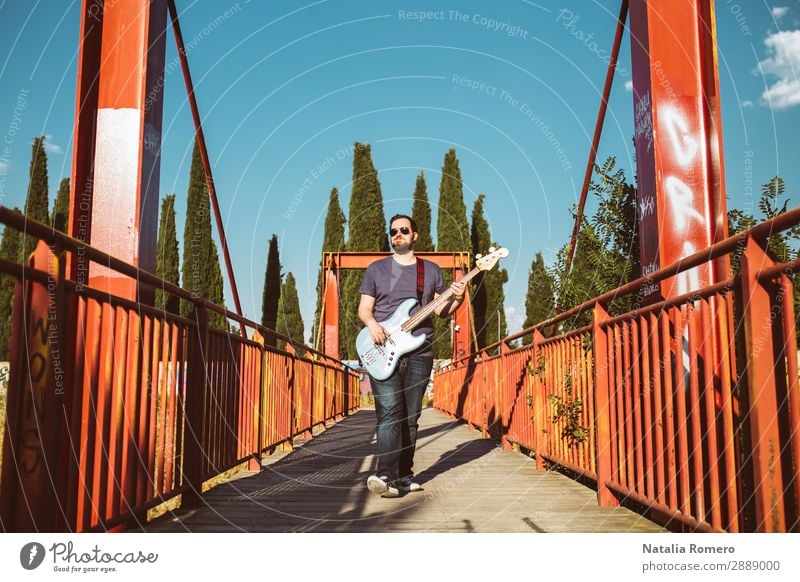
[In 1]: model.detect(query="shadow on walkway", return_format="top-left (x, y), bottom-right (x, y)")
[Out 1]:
top-left (143, 408), bottom-right (664, 533)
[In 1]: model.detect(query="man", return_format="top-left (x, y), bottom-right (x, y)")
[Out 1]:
top-left (358, 214), bottom-right (466, 497)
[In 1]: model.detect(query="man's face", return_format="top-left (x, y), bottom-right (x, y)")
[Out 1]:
top-left (389, 218), bottom-right (417, 252)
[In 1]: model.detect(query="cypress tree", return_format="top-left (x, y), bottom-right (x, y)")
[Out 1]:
top-left (522, 251), bottom-right (555, 343)
top-left (19, 136), bottom-right (50, 261)
top-left (51, 177), bottom-right (70, 233)
top-left (434, 148), bottom-right (470, 358)
top-left (261, 234), bottom-right (282, 347)
top-left (411, 172), bottom-right (433, 252)
top-left (276, 272), bottom-right (305, 355)
top-left (155, 194), bottom-right (180, 314)
top-left (312, 188), bottom-right (346, 346)
top-left (436, 148), bottom-right (470, 251)
top-left (0, 210), bottom-right (22, 359)
top-left (181, 140), bottom-right (225, 327)
top-left (340, 143), bottom-right (388, 359)
top-left (347, 143), bottom-right (388, 250)
top-left (470, 194), bottom-right (508, 350)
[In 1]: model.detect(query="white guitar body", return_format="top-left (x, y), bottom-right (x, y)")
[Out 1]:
top-left (355, 298), bottom-right (426, 381)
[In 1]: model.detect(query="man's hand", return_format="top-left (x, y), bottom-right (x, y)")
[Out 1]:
top-left (367, 320), bottom-right (388, 345)
top-left (450, 280), bottom-right (467, 301)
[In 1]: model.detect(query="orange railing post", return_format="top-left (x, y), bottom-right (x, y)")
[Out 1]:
top-left (531, 329), bottom-right (546, 470)
top-left (780, 274), bottom-right (800, 530)
top-left (499, 340), bottom-right (512, 450)
top-left (183, 303), bottom-right (209, 509)
top-left (593, 303), bottom-right (617, 507)
top-left (739, 237), bottom-right (788, 531)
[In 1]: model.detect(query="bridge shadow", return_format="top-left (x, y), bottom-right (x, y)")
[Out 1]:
top-left (413, 439), bottom-right (499, 484)
top-left (142, 409), bottom-right (488, 532)
top-left (500, 353), bottom-right (534, 440)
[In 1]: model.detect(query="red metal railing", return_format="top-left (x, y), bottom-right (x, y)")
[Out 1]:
top-left (0, 207), bottom-right (360, 532)
top-left (435, 206), bottom-right (800, 532)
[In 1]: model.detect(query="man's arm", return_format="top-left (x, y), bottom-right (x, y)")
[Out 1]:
top-left (434, 280), bottom-right (467, 317)
top-left (358, 294), bottom-right (388, 345)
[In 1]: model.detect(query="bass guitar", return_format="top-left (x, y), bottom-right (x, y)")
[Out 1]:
top-left (356, 246), bottom-right (509, 380)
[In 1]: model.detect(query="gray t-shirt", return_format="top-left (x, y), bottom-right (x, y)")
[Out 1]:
top-left (359, 256), bottom-right (446, 357)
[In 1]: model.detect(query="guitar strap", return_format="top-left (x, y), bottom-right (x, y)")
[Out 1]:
top-left (416, 257), bottom-right (425, 304)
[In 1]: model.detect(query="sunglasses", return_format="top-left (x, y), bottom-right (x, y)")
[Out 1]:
top-left (389, 227), bottom-right (412, 236)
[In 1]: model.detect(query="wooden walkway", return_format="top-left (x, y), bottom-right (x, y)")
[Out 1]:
top-left (143, 408), bottom-right (665, 533)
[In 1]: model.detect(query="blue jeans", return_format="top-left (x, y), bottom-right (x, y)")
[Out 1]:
top-left (369, 354), bottom-right (433, 483)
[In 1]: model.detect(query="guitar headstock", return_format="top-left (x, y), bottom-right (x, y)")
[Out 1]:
top-left (475, 246), bottom-right (509, 271)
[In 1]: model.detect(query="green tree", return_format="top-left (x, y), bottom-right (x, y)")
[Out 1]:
top-left (261, 234), bottom-right (282, 347)
top-left (0, 210), bottom-right (22, 359)
top-left (276, 272), bottom-right (305, 354)
top-left (589, 157), bottom-right (640, 315)
top-left (19, 136), bottom-right (50, 261)
top-left (757, 176), bottom-right (799, 262)
top-left (155, 194), bottom-right (180, 314)
top-left (436, 148), bottom-right (470, 253)
top-left (470, 194), bottom-right (508, 349)
top-left (340, 143), bottom-right (388, 359)
top-left (727, 208), bottom-right (757, 279)
top-left (51, 177), bottom-right (70, 233)
top-left (552, 157), bottom-right (639, 329)
top-left (312, 188), bottom-right (346, 346)
top-left (411, 171), bottom-right (433, 252)
top-left (435, 148), bottom-right (470, 358)
top-left (181, 141), bottom-right (225, 327)
top-left (522, 251), bottom-right (555, 344)
top-left (552, 217), bottom-right (607, 328)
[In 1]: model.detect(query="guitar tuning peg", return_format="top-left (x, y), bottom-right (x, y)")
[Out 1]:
top-left (489, 246), bottom-right (496, 253)
top-left (475, 253), bottom-right (483, 260)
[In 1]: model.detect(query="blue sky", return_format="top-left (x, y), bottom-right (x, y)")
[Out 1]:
top-left (1, 1), bottom-right (799, 340)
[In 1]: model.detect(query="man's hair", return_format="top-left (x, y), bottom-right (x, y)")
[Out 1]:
top-left (389, 213), bottom-right (417, 232)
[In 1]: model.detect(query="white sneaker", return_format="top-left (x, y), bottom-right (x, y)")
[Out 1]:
top-left (367, 475), bottom-right (400, 498)
top-left (397, 476), bottom-right (422, 493)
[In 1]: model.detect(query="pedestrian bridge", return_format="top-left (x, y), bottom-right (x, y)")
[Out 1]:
top-left (0, 206), bottom-right (799, 533)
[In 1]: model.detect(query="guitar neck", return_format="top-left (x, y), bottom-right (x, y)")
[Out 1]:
top-left (401, 266), bottom-right (482, 332)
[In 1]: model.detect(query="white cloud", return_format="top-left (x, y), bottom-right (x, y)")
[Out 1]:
top-left (758, 30), bottom-right (800, 110)
top-left (624, 80), bottom-right (633, 92)
top-left (504, 305), bottom-right (525, 335)
top-left (771, 6), bottom-right (789, 20)
top-left (742, 100), bottom-right (754, 108)
top-left (43, 134), bottom-right (63, 155)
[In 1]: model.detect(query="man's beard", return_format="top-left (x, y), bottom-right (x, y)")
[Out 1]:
top-left (392, 239), bottom-right (414, 253)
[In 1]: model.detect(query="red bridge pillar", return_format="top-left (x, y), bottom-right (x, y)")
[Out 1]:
top-left (630, 0), bottom-right (729, 297)
top-left (69, 0), bottom-right (168, 302)
top-left (323, 263), bottom-right (340, 358)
